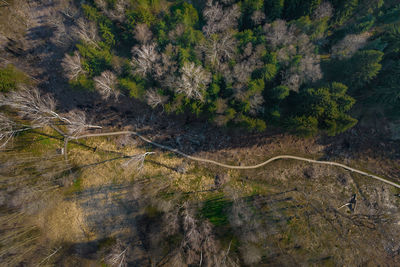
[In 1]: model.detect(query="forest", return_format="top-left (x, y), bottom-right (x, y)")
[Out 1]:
top-left (1, 0), bottom-right (400, 266)
top-left (56, 0), bottom-right (400, 136)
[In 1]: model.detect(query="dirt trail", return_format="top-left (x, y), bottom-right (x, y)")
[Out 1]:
top-left (71, 130), bottom-right (400, 189)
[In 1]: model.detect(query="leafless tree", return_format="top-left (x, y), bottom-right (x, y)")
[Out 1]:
top-left (0, 87), bottom-right (58, 126)
top-left (202, 0), bottom-right (240, 36)
top-left (174, 62), bottom-right (211, 101)
top-left (168, 23), bottom-right (186, 43)
top-left (133, 23), bottom-right (153, 44)
top-left (332, 32), bottom-right (371, 59)
top-left (180, 204), bottom-right (223, 266)
top-left (95, 0), bottom-right (129, 22)
top-left (282, 71), bottom-right (301, 91)
top-left (0, 114), bottom-right (24, 149)
top-left (121, 151), bottom-right (155, 171)
top-left (145, 89), bottom-right (168, 108)
top-left (64, 109), bottom-right (100, 136)
top-left (199, 32), bottom-right (237, 70)
top-left (47, 16), bottom-right (74, 48)
top-left (312, 2), bottom-right (334, 20)
top-left (94, 70), bottom-right (120, 100)
top-left (298, 55), bottom-right (323, 83)
top-left (0, 87), bottom-right (101, 139)
top-left (61, 51), bottom-right (85, 81)
top-left (251, 10), bottom-right (266, 25)
top-left (105, 240), bottom-right (128, 267)
top-left (264, 20), bottom-right (295, 48)
top-left (153, 45), bottom-right (179, 83)
top-left (72, 18), bottom-right (99, 47)
top-left (131, 43), bottom-right (160, 77)
top-left (248, 93), bottom-right (264, 115)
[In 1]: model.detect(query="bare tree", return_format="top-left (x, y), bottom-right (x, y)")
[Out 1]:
top-left (251, 10), bottom-right (266, 25)
top-left (298, 55), bottom-right (323, 83)
top-left (121, 151), bottom-right (155, 171)
top-left (264, 20), bottom-right (295, 48)
top-left (174, 62), bottom-right (211, 101)
top-left (131, 43), bottom-right (159, 77)
top-left (133, 23), bottom-right (153, 44)
top-left (180, 204), bottom-right (223, 266)
top-left (72, 18), bottom-right (99, 47)
top-left (199, 32), bottom-right (237, 69)
top-left (105, 240), bottom-right (128, 267)
top-left (0, 87), bottom-right (101, 139)
top-left (332, 32), bottom-right (371, 59)
top-left (282, 71), bottom-right (301, 91)
top-left (312, 1), bottom-right (334, 20)
top-left (0, 114), bottom-right (28, 149)
top-left (64, 109), bottom-right (101, 136)
top-left (61, 51), bottom-right (85, 81)
top-left (248, 93), bottom-right (264, 115)
top-left (145, 89), bottom-right (168, 108)
top-left (0, 87), bottom-right (58, 126)
top-left (202, 0), bottom-right (240, 36)
top-left (95, 0), bottom-right (129, 22)
top-left (93, 70), bottom-right (120, 100)
top-left (47, 16), bottom-right (74, 48)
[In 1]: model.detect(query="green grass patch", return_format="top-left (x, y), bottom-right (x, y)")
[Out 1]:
top-left (200, 194), bottom-right (232, 226)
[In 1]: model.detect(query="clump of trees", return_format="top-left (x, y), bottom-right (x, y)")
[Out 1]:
top-left (56, 0), bottom-right (400, 135)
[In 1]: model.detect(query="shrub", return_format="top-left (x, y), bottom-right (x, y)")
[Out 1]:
top-left (0, 65), bottom-right (30, 92)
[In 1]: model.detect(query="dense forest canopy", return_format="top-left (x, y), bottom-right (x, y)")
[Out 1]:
top-left (53, 0), bottom-right (400, 136)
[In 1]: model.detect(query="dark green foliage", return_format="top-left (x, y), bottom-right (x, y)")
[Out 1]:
top-left (69, 74), bottom-right (95, 91)
top-left (264, 0), bottom-right (284, 21)
top-left (288, 115), bottom-right (319, 136)
top-left (332, 0), bottom-right (359, 25)
top-left (77, 43), bottom-right (112, 77)
top-left (290, 83), bottom-right (357, 136)
top-left (271, 85), bottom-right (290, 100)
top-left (236, 115), bottom-right (267, 132)
top-left (0, 65), bottom-right (30, 92)
top-left (70, 0), bottom-right (400, 135)
top-left (339, 50), bottom-right (383, 89)
top-left (119, 78), bottom-right (145, 98)
top-left (263, 63), bottom-right (278, 81)
top-left (283, 0), bottom-right (320, 21)
top-left (169, 1), bottom-right (199, 27)
top-left (201, 195), bottom-right (232, 226)
top-left (349, 15), bottom-right (375, 33)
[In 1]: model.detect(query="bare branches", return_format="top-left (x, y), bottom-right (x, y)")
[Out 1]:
top-left (0, 87), bottom-right (101, 141)
top-left (312, 1), bottom-right (334, 20)
top-left (145, 89), bottom-right (168, 108)
top-left (174, 62), bottom-right (211, 101)
top-left (200, 32), bottom-right (237, 69)
top-left (105, 240), bottom-right (128, 267)
top-left (0, 114), bottom-right (19, 149)
top-left (264, 20), bottom-right (295, 49)
top-left (332, 32), bottom-right (371, 59)
top-left (0, 87), bottom-right (58, 126)
top-left (131, 43), bottom-right (159, 77)
top-left (61, 51), bottom-right (85, 81)
top-left (63, 109), bottom-right (102, 136)
top-left (133, 23), bottom-right (153, 44)
top-left (122, 151), bottom-right (155, 171)
top-left (95, 0), bottom-right (129, 22)
top-left (202, 1), bottom-right (240, 36)
top-left (72, 18), bottom-right (99, 47)
top-left (93, 70), bottom-right (119, 100)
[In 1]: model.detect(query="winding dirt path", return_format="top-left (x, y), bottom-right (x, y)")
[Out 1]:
top-left (71, 130), bottom-right (400, 189)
